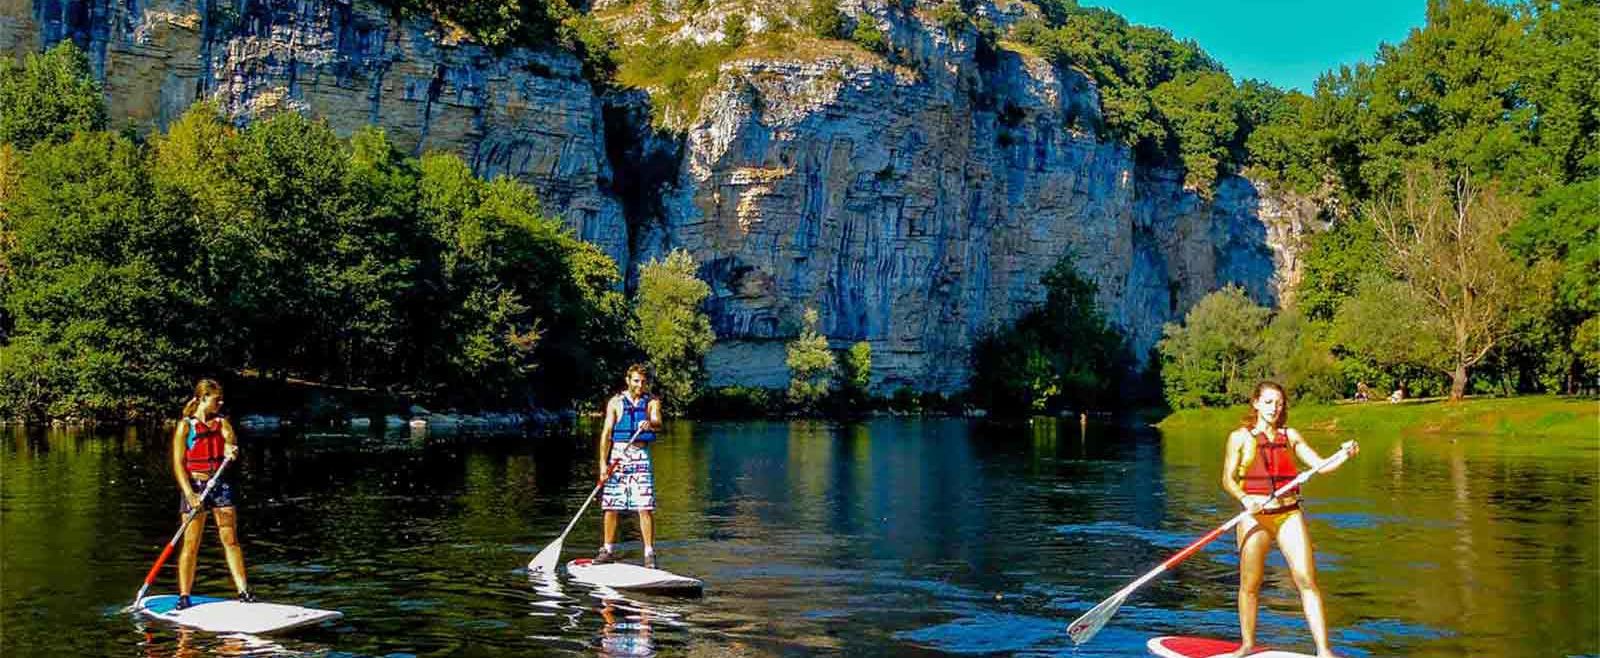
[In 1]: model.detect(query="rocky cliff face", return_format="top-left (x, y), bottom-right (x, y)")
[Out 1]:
top-left (625, 1), bottom-right (1322, 391)
top-left (7, 0), bottom-right (1320, 394)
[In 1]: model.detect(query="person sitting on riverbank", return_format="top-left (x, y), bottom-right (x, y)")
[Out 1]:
top-left (1388, 386), bottom-right (1405, 404)
top-left (1354, 381), bottom-right (1370, 402)
top-left (595, 364), bottom-right (665, 569)
top-left (171, 378), bottom-right (253, 609)
top-left (1222, 381), bottom-right (1358, 658)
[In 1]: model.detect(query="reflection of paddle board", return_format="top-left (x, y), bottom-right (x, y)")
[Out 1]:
top-left (138, 595), bottom-right (342, 634)
top-left (1148, 636), bottom-right (1316, 658)
top-left (565, 559), bottom-right (703, 594)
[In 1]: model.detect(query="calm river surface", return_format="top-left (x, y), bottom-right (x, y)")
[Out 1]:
top-left (2, 418), bottom-right (1596, 657)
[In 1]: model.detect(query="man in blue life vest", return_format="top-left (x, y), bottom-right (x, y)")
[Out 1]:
top-left (595, 364), bottom-right (665, 568)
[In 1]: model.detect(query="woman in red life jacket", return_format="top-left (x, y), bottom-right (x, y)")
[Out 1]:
top-left (1221, 381), bottom-right (1357, 658)
top-left (170, 378), bottom-right (253, 609)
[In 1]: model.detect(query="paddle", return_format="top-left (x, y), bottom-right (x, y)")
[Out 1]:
top-left (1066, 441), bottom-right (1356, 645)
top-left (129, 456), bottom-right (234, 610)
top-left (527, 425), bottom-right (645, 575)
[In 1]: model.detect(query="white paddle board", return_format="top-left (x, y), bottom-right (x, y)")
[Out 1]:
top-left (138, 595), bottom-right (342, 634)
top-left (1148, 636), bottom-right (1316, 658)
top-left (565, 558), bottom-right (703, 594)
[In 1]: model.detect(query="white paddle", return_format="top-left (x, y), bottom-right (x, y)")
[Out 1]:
top-left (129, 457), bottom-right (234, 611)
top-left (1066, 441), bottom-right (1357, 645)
top-left (527, 426), bottom-right (645, 575)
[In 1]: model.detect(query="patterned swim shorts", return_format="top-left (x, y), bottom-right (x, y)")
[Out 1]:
top-left (600, 443), bottom-right (655, 512)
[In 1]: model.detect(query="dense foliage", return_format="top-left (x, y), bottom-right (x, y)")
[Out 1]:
top-left (786, 308), bottom-right (835, 412)
top-left (968, 255), bottom-right (1127, 415)
top-left (1, 52), bottom-right (627, 420)
top-left (633, 249), bottom-right (716, 411)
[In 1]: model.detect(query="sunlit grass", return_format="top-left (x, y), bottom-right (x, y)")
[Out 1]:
top-left (1157, 395), bottom-right (1599, 439)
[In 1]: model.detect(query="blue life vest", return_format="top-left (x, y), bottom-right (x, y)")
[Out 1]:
top-left (611, 394), bottom-right (656, 443)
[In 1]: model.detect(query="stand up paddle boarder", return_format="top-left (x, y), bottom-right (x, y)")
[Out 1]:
top-left (171, 378), bottom-right (254, 609)
top-left (1222, 381), bottom-right (1358, 657)
top-left (595, 364), bottom-right (665, 569)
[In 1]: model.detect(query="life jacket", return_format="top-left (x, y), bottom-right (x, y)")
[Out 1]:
top-left (611, 394), bottom-right (656, 443)
top-left (1241, 427), bottom-right (1299, 496)
top-left (184, 416), bottom-right (226, 473)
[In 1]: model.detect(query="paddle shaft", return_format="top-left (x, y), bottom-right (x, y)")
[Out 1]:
top-left (133, 457), bottom-right (233, 607)
top-left (1108, 444), bottom-right (1354, 601)
top-left (547, 426), bottom-right (647, 553)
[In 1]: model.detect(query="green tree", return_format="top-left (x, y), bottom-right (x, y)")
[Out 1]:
top-left (1368, 168), bottom-right (1552, 400)
top-left (1329, 276), bottom-right (1449, 391)
top-left (0, 42), bottom-right (107, 150)
top-left (1151, 70), bottom-right (1239, 192)
top-left (969, 254), bottom-right (1125, 415)
top-left (836, 340), bottom-right (872, 409)
top-left (787, 307), bottom-right (834, 412)
top-left (1507, 179), bottom-right (1600, 391)
top-left (851, 19), bottom-right (888, 54)
top-left (1294, 217), bottom-right (1385, 323)
top-left (0, 133), bottom-right (187, 420)
top-left (1252, 308), bottom-right (1344, 402)
top-left (801, 0), bottom-right (846, 39)
top-left (1157, 285), bottom-right (1271, 408)
top-left (634, 249), bottom-right (716, 410)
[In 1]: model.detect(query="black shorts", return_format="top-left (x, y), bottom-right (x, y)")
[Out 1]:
top-left (179, 477), bottom-right (236, 514)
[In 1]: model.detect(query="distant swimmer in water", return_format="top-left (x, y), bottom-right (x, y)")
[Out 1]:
top-left (1221, 381), bottom-right (1358, 658)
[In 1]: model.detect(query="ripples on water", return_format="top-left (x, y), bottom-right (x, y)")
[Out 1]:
top-left (2, 418), bottom-right (1596, 657)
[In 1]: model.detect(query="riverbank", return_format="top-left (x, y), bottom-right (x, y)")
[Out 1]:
top-left (1156, 395), bottom-right (1598, 438)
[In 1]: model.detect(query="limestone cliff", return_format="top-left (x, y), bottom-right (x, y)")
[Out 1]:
top-left (620, 1), bottom-right (1323, 391)
top-left (6, 0), bottom-right (1322, 394)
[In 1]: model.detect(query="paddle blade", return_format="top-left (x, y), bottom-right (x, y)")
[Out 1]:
top-left (1067, 592), bottom-right (1126, 645)
top-left (527, 539), bottom-right (564, 575)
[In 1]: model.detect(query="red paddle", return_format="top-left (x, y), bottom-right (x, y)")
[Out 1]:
top-left (129, 457), bottom-right (233, 610)
top-left (1067, 442), bottom-right (1356, 645)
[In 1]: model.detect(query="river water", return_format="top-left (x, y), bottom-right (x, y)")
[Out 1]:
top-left (2, 418), bottom-right (1595, 657)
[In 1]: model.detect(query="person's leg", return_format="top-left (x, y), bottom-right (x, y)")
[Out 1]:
top-left (599, 510), bottom-right (619, 559)
top-left (177, 510), bottom-right (207, 599)
top-left (639, 511), bottom-right (655, 556)
top-left (213, 507), bottom-right (250, 598)
top-left (1230, 518), bottom-right (1273, 657)
top-left (1277, 512), bottom-right (1337, 657)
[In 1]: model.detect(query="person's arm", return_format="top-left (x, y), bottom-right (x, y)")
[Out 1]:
top-left (221, 417), bottom-right (240, 461)
top-left (1290, 428), bottom-right (1356, 473)
top-left (645, 398), bottom-right (663, 434)
top-left (1221, 428), bottom-right (1258, 512)
top-left (598, 398), bottom-right (618, 474)
top-left (172, 420), bottom-right (200, 508)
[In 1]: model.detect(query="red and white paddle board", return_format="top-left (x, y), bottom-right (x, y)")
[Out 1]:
top-left (1147, 636), bottom-right (1316, 658)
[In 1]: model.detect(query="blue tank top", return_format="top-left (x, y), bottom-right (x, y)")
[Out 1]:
top-left (611, 394), bottom-right (656, 442)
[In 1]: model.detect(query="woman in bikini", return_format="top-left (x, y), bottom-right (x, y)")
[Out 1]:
top-left (1221, 381), bottom-right (1357, 657)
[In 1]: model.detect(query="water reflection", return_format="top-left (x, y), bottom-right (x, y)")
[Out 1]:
top-left (1, 418), bottom-right (1596, 657)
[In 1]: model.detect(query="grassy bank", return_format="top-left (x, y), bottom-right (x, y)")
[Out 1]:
top-left (1157, 395), bottom-right (1598, 439)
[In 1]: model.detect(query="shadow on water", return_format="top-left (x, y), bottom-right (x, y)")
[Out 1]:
top-left (2, 417), bottom-right (1596, 656)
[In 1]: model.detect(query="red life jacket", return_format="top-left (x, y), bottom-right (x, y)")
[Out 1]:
top-left (184, 417), bottom-right (226, 473)
top-left (1242, 427), bottom-right (1299, 496)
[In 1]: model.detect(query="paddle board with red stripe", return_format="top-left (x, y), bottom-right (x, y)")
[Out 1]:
top-left (1147, 636), bottom-right (1316, 658)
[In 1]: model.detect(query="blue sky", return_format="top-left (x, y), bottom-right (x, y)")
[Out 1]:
top-left (1078, 0), bottom-right (1427, 92)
